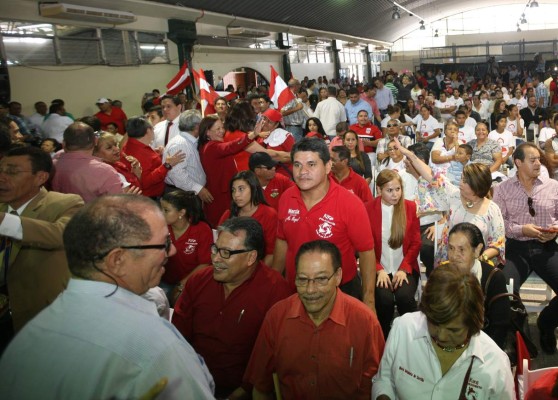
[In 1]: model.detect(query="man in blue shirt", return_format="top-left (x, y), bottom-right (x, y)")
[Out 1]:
top-left (345, 87), bottom-right (373, 125)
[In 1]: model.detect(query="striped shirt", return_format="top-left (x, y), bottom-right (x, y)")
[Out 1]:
top-left (493, 175), bottom-right (558, 240)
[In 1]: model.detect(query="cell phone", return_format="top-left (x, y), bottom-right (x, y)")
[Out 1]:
top-left (539, 227), bottom-right (558, 233)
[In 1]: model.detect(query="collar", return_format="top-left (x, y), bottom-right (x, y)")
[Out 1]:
top-left (414, 312), bottom-right (486, 364)
top-left (179, 130), bottom-right (198, 143)
top-left (8, 192), bottom-right (40, 215)
top-left (59, 151), bottom-right (99, 160)
top-left (286, 288), bottom-right (347, 327)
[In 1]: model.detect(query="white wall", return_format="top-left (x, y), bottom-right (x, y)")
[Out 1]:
top-left (290, 63), bottom-right (335, 81)
top-left (9, 64), bottom-right (179, 118)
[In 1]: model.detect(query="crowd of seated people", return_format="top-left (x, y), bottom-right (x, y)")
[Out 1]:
top-left (1, 65), bottom-right (558, 399)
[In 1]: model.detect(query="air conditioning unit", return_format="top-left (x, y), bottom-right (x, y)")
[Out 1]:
top-left (227, 27), bottom-right (269, 38)
top-left (39, 3), bottom-right (137, 25)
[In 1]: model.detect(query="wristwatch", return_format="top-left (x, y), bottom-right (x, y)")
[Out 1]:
top-left (163, 162), bottom-right (172, 170)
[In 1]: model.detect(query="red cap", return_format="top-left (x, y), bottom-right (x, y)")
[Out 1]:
top-left (262, 108), bottom-right (282, 123)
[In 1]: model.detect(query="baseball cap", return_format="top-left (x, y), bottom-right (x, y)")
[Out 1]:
top-left (249, 152), bottom-right (278, 171)
top-left (96, 98), bottom-right (110, 104)
top-left (262, 108), bottom-right (282, 123)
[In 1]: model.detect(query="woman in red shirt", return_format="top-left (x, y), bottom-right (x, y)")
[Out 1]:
top-left (219, 170), bottom-right (277, 266)
top-left (160, 189), bottom-right (213, 305)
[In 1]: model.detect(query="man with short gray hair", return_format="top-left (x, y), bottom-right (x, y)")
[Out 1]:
top-left (163, 110), bottom-right (212, 202)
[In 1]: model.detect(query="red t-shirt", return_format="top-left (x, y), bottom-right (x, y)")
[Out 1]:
top-left (257, 133), bottom-right (295, 178)
top-left (121, 138), bottom-right (167, 197)
top-left (162, 222), bottom-right (213, 284)
top-left (349, 123), bottom-right (382, 153)
top-left (263, 174), bottom-right (296, 210)
top-left (330, 169), bottom-right (373, 204)
top-left (224, 130), bottom-right (251, 171)
top-left (219, 204), bottom-right (278, 256)
top-left (172, 263), bottom-right (291, 394)
top-left (95, 107), bottom-right (127, 134)
top-left (550, 80), bottom-right (558, 105)
top-left (277, 177), bottom-right (374, 288)
top-left (244, 290), bottom-right (385, 399)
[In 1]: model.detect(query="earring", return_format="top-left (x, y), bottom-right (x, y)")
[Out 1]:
top-left (179, 216), bottom-right (182, 219)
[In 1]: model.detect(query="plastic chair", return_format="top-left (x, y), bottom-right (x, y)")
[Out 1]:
top-left (522, 359), bottom-right (558, 400)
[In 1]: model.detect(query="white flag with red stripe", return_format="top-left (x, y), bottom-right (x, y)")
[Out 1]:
top-left (193, 69), bottom-right (238, 116)
top-left (165, 62), bottom-right (192, 95)
top-left (269, 65), bottom-right (295, 110)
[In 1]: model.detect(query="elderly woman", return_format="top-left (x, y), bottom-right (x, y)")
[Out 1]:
top-left (445, 222), bottom-right (511, 350)
top-left (469, 121), bottom-right (503, 172)
top-left (93, 132), bottom-right (142, 189)
top-left (429, 120), bottom-right (460, 175)
top-left (395, 137), bottom-right (505, 268)
top-left (372, 264), bottom-right (515, 400)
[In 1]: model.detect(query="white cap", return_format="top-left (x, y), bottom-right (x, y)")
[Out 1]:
top-left (96, 98), bottom-right (110, 104)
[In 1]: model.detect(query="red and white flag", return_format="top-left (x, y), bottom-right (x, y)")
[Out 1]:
top-left (269, 65), bottom-right (295, 110)
top-left (193, 69), bottom-right (237, 116)
top-left (165, 62), bottom-right (192, 96)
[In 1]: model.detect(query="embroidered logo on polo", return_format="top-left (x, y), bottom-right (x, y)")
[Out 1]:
top-left (316, 213), bottom-right (335, 239)
top-left (286, 208), bottom-right (300, 223)
top-left (270, 189), bottom-right (280, 198)
top-left (184, 239), bottom-right (198, 254)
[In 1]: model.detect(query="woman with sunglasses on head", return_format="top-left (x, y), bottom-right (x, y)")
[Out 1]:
top-left (394, 137), bottom-right (505, 269)
top-left (160, 189), bottom-right (213, 305)
top-left (366, 169), bottom-right (421, 339)
top-left (378, 140), bottom-right (406, 174)
top-left (219, 171), bottom-right (277, 266)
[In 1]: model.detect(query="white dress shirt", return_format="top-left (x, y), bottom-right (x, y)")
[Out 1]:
top-left (0, 279), bottom-right (216, 399)
top-left (372, 312), bottom-right (515, 400)
top-left (163, 130), bottom-right (206, 194)
top-left (153, 115), bottom-right (180, 148)
top-left (41, 113), bottom-right (74, 142)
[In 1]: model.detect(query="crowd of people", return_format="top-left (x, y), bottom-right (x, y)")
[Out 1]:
top-left (0, 66), bottom-right (557, 399)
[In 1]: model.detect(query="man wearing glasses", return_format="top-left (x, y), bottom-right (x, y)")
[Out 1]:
top-left (494, 142), bottom-right (558, 354)
top-left (172, 217), bottom-right (290, 400)
top-left (0, 194), bottom-right (215, 399)
top-left (245, 240), bottom-right (384, 399)
top-left (0, 146), bottom-right (83, 350)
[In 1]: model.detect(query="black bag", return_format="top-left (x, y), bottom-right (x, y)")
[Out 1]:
top-left (484, 268), bottom-right (538, 365)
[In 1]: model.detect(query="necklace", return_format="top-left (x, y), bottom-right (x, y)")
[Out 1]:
top-left (432, 336), bottom-right (469, 352)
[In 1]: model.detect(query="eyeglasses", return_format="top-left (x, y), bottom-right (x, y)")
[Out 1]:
top-left (386, 124), bottom-right (399, 128)
top-left (528, 197), bottom-right (536, 217)
top-left (120, 234), bottom-right (173, 255)
top-left (211, 244), bottom-right (252, 259)
top-left (95, 234), bottom-right (172, 259)
top-left (0, 167), bottom-right (33, 177)
top-left (294, 271), bottom-right (337, 287)
top-left (387, 147), bottom-right (397, 152)
top-left (255, 165), bottom-right (274, 170)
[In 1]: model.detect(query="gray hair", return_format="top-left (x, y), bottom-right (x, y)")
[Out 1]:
top-left (178, 109), bottom-right (202, 132)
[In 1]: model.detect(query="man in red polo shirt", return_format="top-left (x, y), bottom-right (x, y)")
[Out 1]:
top-left (330, 146), bottom-right (372, 204)
top-left (249, 152), bottom-right (295, 210)
top-left (94, 98), bottom-right (127, 134)
top-left (271, 138), bottom-right (376, 312)
top-left (349, 109), bottom-right (383, 165)
top-left (172, 217), bottom-right (290, 399)
top-left (122, 117), bottom-right (184, 198)
top-left (246, 240), bottom-right (384, 399)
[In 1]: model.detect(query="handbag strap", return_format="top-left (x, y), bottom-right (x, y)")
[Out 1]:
top-left (483, 265), bottom-right (500, 297)
top-left (458, 357), bottom-right (475, 400)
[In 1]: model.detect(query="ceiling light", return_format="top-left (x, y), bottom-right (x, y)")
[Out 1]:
top-left (420, 20), bottom-right (425, 30)
top-left (530, 0), bottom-right (539, 7)
top-left (521, 14), bottom-right (527, 24)
top-left (392, 6), bottom-right (400, 20)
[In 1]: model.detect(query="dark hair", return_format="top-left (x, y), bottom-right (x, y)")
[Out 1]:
top-left (448, 222), bottom-right (486, 253)
top-left (331, 145), bottom-right (350, 161)
top-left (64, 195), bottom-right (156, 278)
top-left (387, 104), bottom-right (401, 115)
top-left (295, 240), bottom-right (341, 272)
top-left (291, 136), bottom-right (330, 164)
top-left (420, 104), bottom-right (432, 114)
top-left (229, 170), bottom-right (268, 217)
top-left (126, 116), bottom-right (152, 138)
top-left (148, 105), bottom-right (163, 118)
top-left (327, 86), bottom-right (337, 96)
top-left (408, 142), bottom-right (430, 164)
top-left (304, 117), bottom-right (327, 138)
top-left (348, 87), bottom-right (360, 96)
top-left (495, 113), bottom-right (508, 124)
top-left (160, 94), bottom-right (180, 106)
top-left (0, 122), bottom-right (12, 153)
top-left (161, 189), bottom-right (206, 225)
top-left (335, 121), bottom-right (349, 133)
top-left (455, 109), bottom-right (467, 118)
top-left (213, 97), bottom-right (228, 108)
top-left (513, 142), bottom-right (538, 163)
top-left (342, 130), bottom-right (365, 170)
top-left (63, 122), bottom-right (96, 150)
top-left (41, 138), bottom-right (62, 152)
top-left (78, 115), bottom-right (102, 132)
top-left (459, 143), bottom-right (473, 157)
top-left (420, 263), bottom-right (484, 336)
top-left (197, 115), bottom-right (220, 150)
top-left (217, 216), bottom-right (265, 261)
top-left (48, 103), bottom-right (63, 114)
top-left (461, 163), bottom-right (492, 198)
top-left (224, 100), bottom-right (256, 133)
top-left (5, 145), bottom-right (53, 173)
